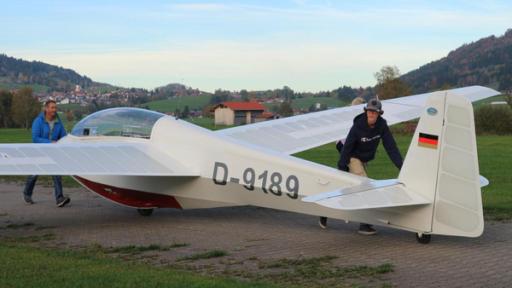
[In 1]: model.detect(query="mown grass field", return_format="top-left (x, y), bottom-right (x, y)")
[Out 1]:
top-left (0, 243), bottom-right (275, 288)
top-left (295, 135), bottom-right (512, 221)
top-left (143, 94), bottom-right (213, 112)
top-left (263, 96), bottom-right (349, 111)
top-left (141, 95), bottom-right (350, 113)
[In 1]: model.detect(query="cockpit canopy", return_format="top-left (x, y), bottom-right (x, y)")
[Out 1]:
top-left (71, 108), bottom-right (165, 139)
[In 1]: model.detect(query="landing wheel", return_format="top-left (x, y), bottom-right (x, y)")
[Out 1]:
top-left (137, 208), bottom-right (154, 216)
top-left (416, 233), bottom-right (431, 244)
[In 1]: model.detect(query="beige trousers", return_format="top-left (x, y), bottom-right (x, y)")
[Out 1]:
top-left (348, 157), bottom-right (367, 177)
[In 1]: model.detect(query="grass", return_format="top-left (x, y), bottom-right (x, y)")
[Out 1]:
top-left (264, 96), bottom-right (349, 111)
top-left (295, 135), bottom-right (512, 220)
top-left (0, 126), bottom-right (511, 219)
top-left (0, 128), bottom-right (32, 143)
top-left (103, 243), bottom-right (189, 254)
top-left (186, 117), bottom-right (234, 130)
top-left (58, 103), bottom-right (83, 111)
top-left (141, 94), bottom-right (349, 113)
top-left (251, 256), bottom-right (393, 287)
top-left (143, 94), bottom-right (213, 112)
top-left (1, 233), bottom-right (56, 243)
top-left (473, 94), bottom-right (510, 107)
top-left (3, 222), bottom-right (35, 229)
top-left (0, 82), bottom-right (50, 93)
top-left (178, 250), bottom-right (228, 261)
top-left (0, 243), bottom-right (275, 288)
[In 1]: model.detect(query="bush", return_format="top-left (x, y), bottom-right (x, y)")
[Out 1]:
top-left (474, 105), bottom-right (512, 135)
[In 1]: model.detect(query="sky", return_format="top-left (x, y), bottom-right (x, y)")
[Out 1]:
top-left (2, 0), bottom-right (511, 92)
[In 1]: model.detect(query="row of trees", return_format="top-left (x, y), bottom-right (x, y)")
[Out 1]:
top-left (0, 87), bottom-right (41, 129)
top-left (0, 54), bottom-right (94, 92)
top-left (206, 66), bottom-right (411, 108)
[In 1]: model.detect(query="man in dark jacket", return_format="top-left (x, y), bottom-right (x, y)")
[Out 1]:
top-left (319, 98), bottom-right (402, 235)
top-left (22, 100), bottom-right (70, 207)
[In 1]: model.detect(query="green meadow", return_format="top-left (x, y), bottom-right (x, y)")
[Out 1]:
top-left (143, 94), bottom-right (213, 112)
top-left (0, 243), bottom-right (275, 288)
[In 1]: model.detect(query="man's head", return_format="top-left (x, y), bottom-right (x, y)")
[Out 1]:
top-left (364, 98), bottom-right (383, 126)
top-left (44, 100), bottom-right (57, 120)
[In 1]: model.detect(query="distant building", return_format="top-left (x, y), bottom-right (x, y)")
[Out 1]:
top-left (213, 101), bottom-right (269, 125)
top-left (255, 111), bottom-right (277, 123)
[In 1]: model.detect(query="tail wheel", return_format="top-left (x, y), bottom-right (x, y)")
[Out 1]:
top-left (416, 233), bottom-right (431, 244)
top-left (137, 208), bottom-right (154, 216)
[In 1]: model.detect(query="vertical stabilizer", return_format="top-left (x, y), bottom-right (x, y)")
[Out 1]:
top-left (398, 91), bottom-right (484, 237)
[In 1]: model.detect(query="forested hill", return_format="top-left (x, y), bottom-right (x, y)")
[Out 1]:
top-left (0, 54), bottom-right (112, 93)
top-left (402, 29), bottom-right (512, 93)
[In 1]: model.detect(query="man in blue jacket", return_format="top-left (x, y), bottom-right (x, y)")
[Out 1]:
top-left (319, 99), bottom-right (403, 235)
top-left (23, 100), bottom-right (70, 207)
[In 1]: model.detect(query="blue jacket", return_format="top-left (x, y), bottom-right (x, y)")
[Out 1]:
top-left (338, 113), bottom-right (402, 171)
top-left (31, 112), bottom-right (67, 143)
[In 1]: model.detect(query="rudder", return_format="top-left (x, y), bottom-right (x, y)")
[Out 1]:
top-left (398, 91), bottom-right (484, 237)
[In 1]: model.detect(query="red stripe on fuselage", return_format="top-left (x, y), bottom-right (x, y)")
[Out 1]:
top-left (74, 176), bottom-right (182, 209)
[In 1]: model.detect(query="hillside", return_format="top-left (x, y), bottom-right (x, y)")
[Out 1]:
top-left (402, 29), bottom-right (512, 93)
top-left (0, 54), bottom-right (115, 93)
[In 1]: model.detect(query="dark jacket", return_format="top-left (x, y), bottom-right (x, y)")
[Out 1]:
top-left (337, 113), bottom-right (402, 171)
top-left (32, 112), bottom-right (67, 143)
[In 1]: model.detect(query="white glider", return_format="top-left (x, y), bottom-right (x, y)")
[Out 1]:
top-left (0, 85), bottom-right (500, 243)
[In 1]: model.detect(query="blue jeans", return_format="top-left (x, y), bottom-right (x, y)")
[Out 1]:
top-left (23, 175), bottom-right (64, 202)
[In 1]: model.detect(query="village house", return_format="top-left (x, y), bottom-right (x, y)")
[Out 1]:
top-left (213, 101), bottom-right (271, 125)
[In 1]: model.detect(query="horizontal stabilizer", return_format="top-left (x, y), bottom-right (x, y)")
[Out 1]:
top-left (480, 175), bottom-right (489, 188)
top-left (302, 180), bottom-right (430, 210)
top-left (0, 142), bottom-right (198, 176)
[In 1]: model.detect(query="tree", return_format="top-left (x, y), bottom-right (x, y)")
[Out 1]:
top-left (210, 89), bottom-right (231, 104)
top-left (0, 90), bottom-right (13, 128)
top-left (181, 105), bottom-right (190, 119)
top-left (505, 94), bottom-right (512, 109)
top-left (11, 87), bottom-right (40, 129)
top-left (73, 109), bottom-right (83, 121)
top-left (12, 87), bottom-right (41, 128)
top-left (278, 101), bottom-right (294, 117)
top-left (65, 110), bottom-right (74, 122)
top-left (374, 66), bottom-right (411, 100)
top-left (240, 89), bottom-right (249, 102)
top-left (280, 86), bottom-right (294, 101)
top-left (336, 85), bottom-right (356, 101)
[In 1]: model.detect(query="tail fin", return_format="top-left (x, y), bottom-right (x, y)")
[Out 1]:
top-left (399, 91), bottom-right (484, 237)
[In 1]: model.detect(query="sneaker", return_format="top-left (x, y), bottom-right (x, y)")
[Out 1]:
top-left (358, 224), bottom-right (377, 235)
top-left (24, 195), bottom-right (34, 204)
top-left (57, 197), bottom-right (70, 207)
top-left (319, 217), bottom-right (328, 229)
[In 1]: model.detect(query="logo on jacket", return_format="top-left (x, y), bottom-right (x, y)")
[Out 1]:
top-left (361, 135), bottom-right (381, 142)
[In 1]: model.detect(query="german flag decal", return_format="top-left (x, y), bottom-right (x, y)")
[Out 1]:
top-left (418, 133), bottom-right (439, 149)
